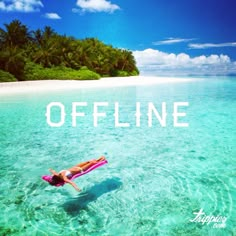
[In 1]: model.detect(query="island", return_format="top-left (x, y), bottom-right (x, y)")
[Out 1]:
top-left (0, 20), bottom-right (139, 82)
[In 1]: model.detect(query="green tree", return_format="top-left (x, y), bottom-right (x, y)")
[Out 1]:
top-left (0, 47), bottom-right (26, 80)
top-left (0, 19), bottom-right (139, 81)
top-left (31, 37), bottom-right (61, 67)
top-left (0, 20), bottom-right (32, 49)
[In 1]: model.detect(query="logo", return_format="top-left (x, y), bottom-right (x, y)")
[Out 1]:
top-left (189, 209), bottom-right (227, 228)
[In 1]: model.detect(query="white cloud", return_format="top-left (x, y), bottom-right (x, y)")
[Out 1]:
top-left (0, 0), bottom-right (43, 12)
top-left (76, 0), bottom-right (120, 13)
top-left (44, 13), bottom-right (61, 20)
top-left (153, 38), bottom-right (194, 45)
top-left (133, 49), bottom-right (236, 76)
top-left (72, 7), bottom-right (85, 15)
top-left (72, 8), bottom-right (80, 13)
top-left (189, 42), bottom-right (236, 49)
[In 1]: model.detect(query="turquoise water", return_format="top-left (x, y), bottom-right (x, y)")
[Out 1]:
top-left (0, 77), bottom-right (235, 236)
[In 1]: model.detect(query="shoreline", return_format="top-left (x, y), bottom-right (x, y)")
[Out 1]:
top-left (0, 76), bottom-right (198, 95)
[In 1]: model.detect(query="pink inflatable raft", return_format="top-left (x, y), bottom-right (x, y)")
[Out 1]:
top-left (42, 159), bottom-right (108, 187)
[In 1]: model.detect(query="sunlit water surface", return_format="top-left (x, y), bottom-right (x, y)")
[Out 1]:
top-left (0, 77), bottom-right (235, 235)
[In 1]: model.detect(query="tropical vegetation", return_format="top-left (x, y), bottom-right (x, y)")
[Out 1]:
top-left (0, 20), bottom-right (139, 82)
top-left (0, 69), bottom-right (17, 82)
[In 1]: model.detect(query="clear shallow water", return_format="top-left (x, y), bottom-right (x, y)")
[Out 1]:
top-left (0, 77), bottom-right (235, 236)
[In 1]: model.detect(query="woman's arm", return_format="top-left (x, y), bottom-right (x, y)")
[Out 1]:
top-left (67, 180), bottom-right (82, 192)
top-left (62, 175), bottom-right (81, 192)
top-left (49, 168), bottom-right (59, 176)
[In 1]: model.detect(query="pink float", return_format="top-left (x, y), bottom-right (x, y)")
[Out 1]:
top-left (42, 159), bottom-right (108, 187)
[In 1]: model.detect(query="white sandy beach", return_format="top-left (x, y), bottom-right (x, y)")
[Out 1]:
top-left (0, 76), bottom-right (197, 95)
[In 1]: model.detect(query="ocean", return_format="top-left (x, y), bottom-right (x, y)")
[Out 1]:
top-left (0, 77), bottom-right (235, 235)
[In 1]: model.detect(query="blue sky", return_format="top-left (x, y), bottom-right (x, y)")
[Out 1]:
top-left (1, 0), bottom-right (236, 75)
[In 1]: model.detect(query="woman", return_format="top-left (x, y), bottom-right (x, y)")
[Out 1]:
top-left (48, 156), bottom-right (106, 191)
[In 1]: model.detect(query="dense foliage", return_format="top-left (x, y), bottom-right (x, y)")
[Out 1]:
top-left (0, 69), bottom-right (17, 82)
top-left (25, 62), bottom-right (100, 81)
top-left (0, 20), bottom-right (139, 82)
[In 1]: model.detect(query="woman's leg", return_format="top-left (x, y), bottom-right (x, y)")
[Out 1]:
top-left (96, 156), bottom-right (105, 162)
top-left (74, 156), bottom-right (105, 168)
top-left (75, 161), bottom-right (90, 167)
top-left (72, 156), bottom-right (105, 172)
top-left (69, 162), bottom-right (95, 173)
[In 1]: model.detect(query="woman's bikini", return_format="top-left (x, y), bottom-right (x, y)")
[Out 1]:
top-left (59, 170), bottom-right (73, 178)
top-left (59, 167), bottom-right (84, 179)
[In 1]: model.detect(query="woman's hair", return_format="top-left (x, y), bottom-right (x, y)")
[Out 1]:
top-left (49, 175), bottom-right (63, 186)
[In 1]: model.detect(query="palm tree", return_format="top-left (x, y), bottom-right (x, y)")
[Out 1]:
top-left (43, 26), bottom-right (56, 40)
top-left (55, 35), bottom-right (80, 68)
top-left (0, 47), bottom-right (26, 80)
top-left (115, 49), bottom-right (138, 74)
top-left (33, 29), bottom-right (43, 46)
top-left (32, 38), bottom-right (61, 67)
top-left (74, 39), bottom-right (94, 69)
top-left (0, 20), bottom-right (32, 49)
top-left (30, 27), bottom-right (60, 67)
